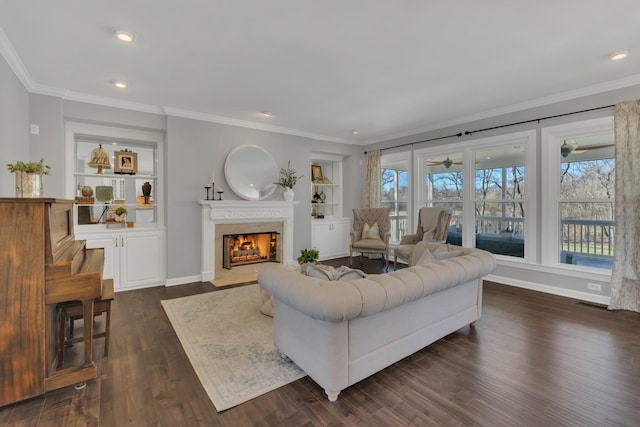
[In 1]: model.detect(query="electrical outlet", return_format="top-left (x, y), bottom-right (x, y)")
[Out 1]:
top-left (587, 282), bottom-right (602, 291)
top-left (30, 124), bottom-right (39, 135)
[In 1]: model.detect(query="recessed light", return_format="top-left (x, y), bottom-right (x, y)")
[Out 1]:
top-left (352, 131), bottom-right (359, 135)
top-left (114, 81), bottom-right (127, 89)
top-left (115, 31), bottom-right (135, 43)
top-left (260, 112), bottom-right (272, 117)
top-left (610, 51), bottom-right (629, 61)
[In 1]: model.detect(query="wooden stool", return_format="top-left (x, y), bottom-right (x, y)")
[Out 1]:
top-left (57, 279), bottom-right (114, 369)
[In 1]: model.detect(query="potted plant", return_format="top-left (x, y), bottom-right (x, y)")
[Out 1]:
top-left (113, 206), bottom-right (128, 222)
top-left (297, 248), bottom-right (319, 265)
top-left (274, 160), bottom-right (303, 201)
top-left (6, 158), bottom-right (52, 197)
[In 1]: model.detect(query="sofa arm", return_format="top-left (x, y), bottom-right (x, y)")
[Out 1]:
top-left (259, 264), bottom-right (363, 322)
top-left (350, 230), bottom-right (361, 243)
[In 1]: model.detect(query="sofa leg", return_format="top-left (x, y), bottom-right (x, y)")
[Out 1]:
top-left (470, 321), bottom-right (477, 328)
top-left (325, 389), bottom-right (340, 402)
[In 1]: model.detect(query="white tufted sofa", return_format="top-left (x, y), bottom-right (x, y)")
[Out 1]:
top-left (258, 243), bottom-right (496, 401)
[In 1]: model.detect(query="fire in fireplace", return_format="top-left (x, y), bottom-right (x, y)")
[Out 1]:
top-left (223, 232), bottom-right (280, 269)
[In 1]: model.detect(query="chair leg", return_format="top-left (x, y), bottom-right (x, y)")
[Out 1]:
top-left (57, 306), bottom-right (65, 369)
top-left (103, 301), bottom-right (111, 356)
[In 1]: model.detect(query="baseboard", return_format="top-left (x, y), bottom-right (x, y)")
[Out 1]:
top-left (166, 275), bottom-right (203, 287)
top-left (485, 274), bottom-right (611, 306)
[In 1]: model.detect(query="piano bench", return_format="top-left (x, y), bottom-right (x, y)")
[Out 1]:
top-left (57, 279), bottom-right (114, 369)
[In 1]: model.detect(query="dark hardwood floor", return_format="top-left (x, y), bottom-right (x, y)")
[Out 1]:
top-left (1, 257), bottom-right (639, 426)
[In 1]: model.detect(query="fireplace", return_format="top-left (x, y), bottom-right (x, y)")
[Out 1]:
top-left (199, 200), bottom-right (296, 283)
top-left (223, 231), bottom-right (281, 268)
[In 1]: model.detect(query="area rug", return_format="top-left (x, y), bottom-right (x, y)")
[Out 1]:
top-left (161, 284), bottom-right (306, 411)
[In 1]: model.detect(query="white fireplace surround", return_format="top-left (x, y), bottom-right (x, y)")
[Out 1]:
top-left (199, 200), bottom-right (298, 281)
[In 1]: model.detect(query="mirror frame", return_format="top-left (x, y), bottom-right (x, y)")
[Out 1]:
top-left (224, 144), bottom-right (279, 201)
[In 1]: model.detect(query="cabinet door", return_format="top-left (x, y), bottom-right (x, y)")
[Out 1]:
top-left (312, 222), bottom-right (332, 260)
top-left (84, 237), bottom-right (119, 289)
top-left (330, 220), bottom-right (351, 258)
top-left (120, 231), bottom-right (165, 289)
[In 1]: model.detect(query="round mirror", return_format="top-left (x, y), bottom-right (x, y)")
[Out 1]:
top-left (224, 145), bottom-right (279, 200)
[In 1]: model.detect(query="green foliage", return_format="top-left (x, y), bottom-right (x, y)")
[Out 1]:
top-left (297, 248), bottom-right (319, 265)
top-left (114, 206), bottom-right (128, 216)
top-left (6, 158), bottom-right (52, 175)
top-left (275, 160), bottom-right (302, 189)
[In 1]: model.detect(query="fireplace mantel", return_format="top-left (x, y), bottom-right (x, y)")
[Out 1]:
top-left (199, 200), bottom-right (298, 281)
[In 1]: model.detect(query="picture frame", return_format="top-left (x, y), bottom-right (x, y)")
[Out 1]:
top-left (311, 164), bottom-right (323, 182)
top-left (114, 150), bottom-right (138, 174)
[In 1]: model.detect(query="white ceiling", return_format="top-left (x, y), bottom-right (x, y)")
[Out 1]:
top-left (1, 1), bottom-right (639, 144)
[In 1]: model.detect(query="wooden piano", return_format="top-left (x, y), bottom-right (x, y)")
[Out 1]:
top-left (0, 198), bottom-right (105, 407)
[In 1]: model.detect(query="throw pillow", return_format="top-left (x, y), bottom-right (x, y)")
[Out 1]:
top-left (433, 244), bottom-right (463, 260)
top-left (304, 263), bottom-right (366, 281)
top-left (414, 247), bottom-right (436, 266)
top-left (362, 222), bottom-right (381, 240)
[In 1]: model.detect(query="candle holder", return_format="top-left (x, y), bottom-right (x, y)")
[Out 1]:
top-left (204, 184), bottom-right (211, 200)
top-left (216, 188), bottom-right (224, 201)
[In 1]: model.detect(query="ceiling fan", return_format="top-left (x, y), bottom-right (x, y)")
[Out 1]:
top-left (560, 140), bottom-right (614, 157)
top-left (426, 156), bottom-right (462, 169)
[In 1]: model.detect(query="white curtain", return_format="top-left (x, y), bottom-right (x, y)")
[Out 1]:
top-left (609, 100), bottom-right (640, 313)
top-left (363, 150), bottom-right (381, 208)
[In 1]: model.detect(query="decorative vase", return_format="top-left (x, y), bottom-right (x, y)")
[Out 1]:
top-left (82, 186), bottom-right (93, 197)
top-left (114, 213), bottom-right (127, 223)
top-left (15, 171), bottom-right (44, 198)
top-left (283, 187), bottom-right (294, 201)
top-left (142, 181), bottom-right (152, 204)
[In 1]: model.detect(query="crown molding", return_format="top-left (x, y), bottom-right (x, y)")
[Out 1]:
top-left (362, 73), bottom-right (640, 145)
top-left (162, 107), bottom-right (353, 144)
top-left (0, 25), bottom-right (34, 91)
top-left (61, 90), bottom-right (166, 115)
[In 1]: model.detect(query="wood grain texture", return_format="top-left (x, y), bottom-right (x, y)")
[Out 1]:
top-left (1, 257), bottom-right (639, 426)
top-left (0, 201), bottom-right (46, 405)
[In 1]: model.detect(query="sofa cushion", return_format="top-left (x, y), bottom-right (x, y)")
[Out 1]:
top-left (352, 239), bottom-right (387, 250)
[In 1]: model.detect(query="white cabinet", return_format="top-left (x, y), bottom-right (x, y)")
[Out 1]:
top-left (78, 229), bottom-right (166, 291)
top-left (312, 218), bottom-right (351, 260)
top-left (311, 153), bottom-right (351, 260)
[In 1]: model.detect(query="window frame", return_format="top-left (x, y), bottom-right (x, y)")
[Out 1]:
top-left (540, 116), bottom-right (614, 271)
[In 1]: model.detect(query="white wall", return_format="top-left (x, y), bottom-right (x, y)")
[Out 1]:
top-left (8, 84), bottom-right (362, 284)
top-left (165, 115), bottom-right (361, 281)
top-left (0, 53), bottom-right (29, 197)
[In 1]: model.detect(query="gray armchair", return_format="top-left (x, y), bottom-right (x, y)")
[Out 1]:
top-left (350, 208), bottom-right (391, 270)
top-left (393, 207), bottom-right (452, 268)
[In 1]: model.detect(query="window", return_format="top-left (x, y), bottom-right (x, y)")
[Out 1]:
top-left (416, 131), bottom-right (535, 259)
top-left (559, 135), bottom-right (615, 268)
top-left (473, 145), bottom-right (526, 258)
top-left (542, 117), bottom-right (614, 270)
top-left (381, 155), bottom-right (409, 243)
